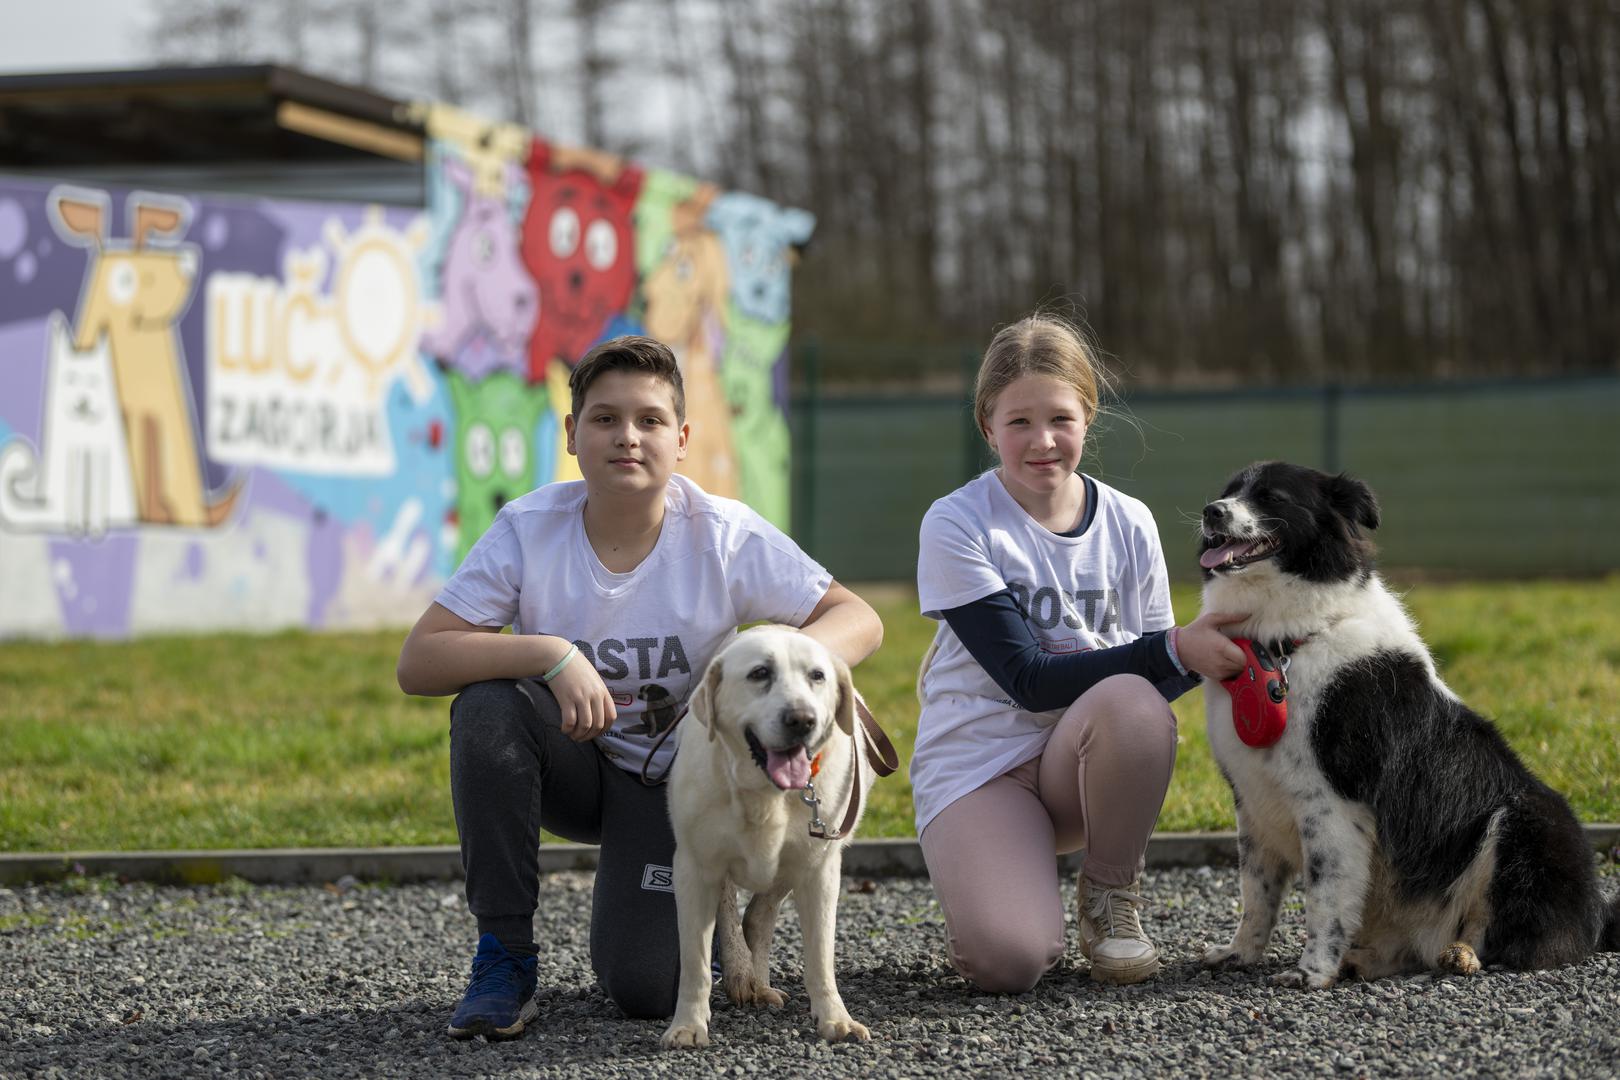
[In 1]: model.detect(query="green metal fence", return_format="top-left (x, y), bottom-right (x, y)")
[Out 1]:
top-left (790, 363), bottom-right (1620, 583)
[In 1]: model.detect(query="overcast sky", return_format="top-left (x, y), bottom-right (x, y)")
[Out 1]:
top-left (0, 2), bottom-right (158, 75)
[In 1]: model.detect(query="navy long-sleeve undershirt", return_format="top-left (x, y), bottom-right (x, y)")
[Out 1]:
top-left (934, 473), bottom-right (1199, 712)
top-left (940, 590), bottom-right (1201, 713)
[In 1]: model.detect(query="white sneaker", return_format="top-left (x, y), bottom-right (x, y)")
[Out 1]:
top-left (1077, 876), bottom-right (1162, 984)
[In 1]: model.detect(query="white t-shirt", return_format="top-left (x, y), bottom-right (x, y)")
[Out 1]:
top-left (436, 474), bottom-right (831, 776)
top-left (912, 470), bottom-right (1177, 833)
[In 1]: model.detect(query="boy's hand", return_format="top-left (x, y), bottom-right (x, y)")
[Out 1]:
top-left (549, 658), bottom-right (618, 741)
top-left (1178, 611), bottom-right (1250, 681)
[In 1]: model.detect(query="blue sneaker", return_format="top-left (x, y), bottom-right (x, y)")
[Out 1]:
top-left (447, 934), bottom-right (539, 1040)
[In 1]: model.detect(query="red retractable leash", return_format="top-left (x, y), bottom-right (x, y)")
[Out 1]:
top-left (1222, 638), bottom-right (1290, 748)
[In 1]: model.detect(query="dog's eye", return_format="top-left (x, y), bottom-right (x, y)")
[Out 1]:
top-left (808, 668), bottom-right (826, 682)
top-left (747, 665), bottom-right (771, 682)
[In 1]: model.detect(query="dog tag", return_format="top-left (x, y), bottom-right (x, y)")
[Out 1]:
top-left (1222, 638), bottom-right (1288, 748)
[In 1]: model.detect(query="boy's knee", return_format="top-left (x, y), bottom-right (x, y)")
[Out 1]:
top-left (452, 679), bottom-right (552, 735)
top-left (950, 929), bottom-right (1060, 994)
top-left (450, 680), bottom-right (553, 775)
top-left (453, 678), bottom-right (527, 719)
top-left (596, 960), bottom-right (678, 1019)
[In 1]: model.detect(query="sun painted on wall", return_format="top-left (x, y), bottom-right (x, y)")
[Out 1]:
top-left (0, 109), bottom-right (812, 639)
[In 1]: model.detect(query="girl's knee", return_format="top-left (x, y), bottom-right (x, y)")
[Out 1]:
top-left (1081, 676), bottom-right (1177, 737)
top-left (950, 928), bottom-right (1061, 994)
top-left (1094, 673), bottom-right (1172, 717)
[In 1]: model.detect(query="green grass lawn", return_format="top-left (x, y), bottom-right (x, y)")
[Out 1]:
top-left (2, 578), bottom-right (1617, 851)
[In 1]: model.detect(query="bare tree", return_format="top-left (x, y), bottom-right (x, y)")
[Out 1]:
top-left (129, 0), bottom-right (1620, 378)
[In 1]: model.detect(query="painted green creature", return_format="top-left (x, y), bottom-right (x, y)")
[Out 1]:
top-left (719, 306), bottom-right (792, 530)
top-left (444, 369), bottom-right (552, 563)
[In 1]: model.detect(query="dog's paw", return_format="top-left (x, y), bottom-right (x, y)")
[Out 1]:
top-left (659, 1022), bottom-right (710, 1050)
top-left (815, 1016), bottom-right (871, 1043)
top-left (1270, 966), bottom-right (1336, 990)
top-left (723, 973), bottom-right (787, 1008)
top-left (1201, 944), bottom-right (1257, 969)
top-left (1437, 942), bottom-right (1481, 976)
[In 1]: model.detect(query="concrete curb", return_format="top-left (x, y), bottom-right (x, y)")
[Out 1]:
top-left (4, 825), bottom-right (1618, 887)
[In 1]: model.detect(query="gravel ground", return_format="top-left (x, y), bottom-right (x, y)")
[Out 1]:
top-left (1, 865), bottom-right (1617, 1079)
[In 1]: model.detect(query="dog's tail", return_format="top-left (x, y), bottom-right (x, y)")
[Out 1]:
top-left (1601, 892), bottom-right (1620, 952)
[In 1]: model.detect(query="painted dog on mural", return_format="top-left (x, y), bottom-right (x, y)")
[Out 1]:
top-left (421, 155), bottom-right (538, 379)
top-left (642, 184), bottom-right (738, 498)
top-left (44, 188), bottom-right (240, 528)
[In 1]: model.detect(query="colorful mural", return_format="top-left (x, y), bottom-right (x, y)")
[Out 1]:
top-left (0, 127), bottom-right (812, 639)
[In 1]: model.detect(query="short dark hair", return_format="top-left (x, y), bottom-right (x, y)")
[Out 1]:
top-left (568, 335), bottom-right (685, 422)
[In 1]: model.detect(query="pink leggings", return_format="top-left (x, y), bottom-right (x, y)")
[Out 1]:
top-left (918, 674), bottom-right (1178, 993)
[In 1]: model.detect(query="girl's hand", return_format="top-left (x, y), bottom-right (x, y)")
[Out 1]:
top-left (548, 653), bottom-right (618, 741)
top-left (1177, 611), bottom-right (1250, 681)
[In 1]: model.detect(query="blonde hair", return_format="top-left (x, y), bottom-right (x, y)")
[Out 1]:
top-left (973, 314), bottom-right (1106, 441)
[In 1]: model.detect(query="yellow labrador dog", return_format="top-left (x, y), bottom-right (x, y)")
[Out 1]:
top-left (660, 626), bottom-right (874, 1048)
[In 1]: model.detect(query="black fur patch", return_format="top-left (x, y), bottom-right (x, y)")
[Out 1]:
top-left (1309, 648), bottom-right (1606, 968)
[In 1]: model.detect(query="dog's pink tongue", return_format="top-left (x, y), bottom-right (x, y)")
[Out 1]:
top-left (765, 746), bottom-right (812, 790)
top-left (1201, 540), bottom-right (1253, 569)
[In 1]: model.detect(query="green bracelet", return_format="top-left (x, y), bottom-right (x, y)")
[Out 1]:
top-left (541, 644), bottom-right (579, 683)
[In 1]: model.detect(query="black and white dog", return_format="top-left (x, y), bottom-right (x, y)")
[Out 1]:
top-left (1198, 461), bottom-right (1619, 988)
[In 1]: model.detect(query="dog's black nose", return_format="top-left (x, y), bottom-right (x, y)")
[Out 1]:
top-left (779, 706), bottom-right (815, 736)
top-left (1202, 502), bottom-right (1230, 528)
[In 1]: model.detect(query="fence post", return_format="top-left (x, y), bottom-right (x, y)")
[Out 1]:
top-left (1322, 381), bottom-right (1342, 473)
top-left (800, 338), bottom-right (819, 553)
top-left (962, 346), bottom-right (981, 482)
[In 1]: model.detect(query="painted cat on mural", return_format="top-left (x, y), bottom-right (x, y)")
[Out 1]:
top-left (523, 141), bottom-right (643, 380)
top-left (0, 311), bottom-right (138, 537)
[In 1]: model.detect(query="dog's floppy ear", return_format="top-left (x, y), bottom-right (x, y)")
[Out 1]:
top-left (1327, 473), bottom-right (1381, 532)
top-left (687, 658), bottom-right (725, 742)
top-left (832, 653), bottom-right (857, 737)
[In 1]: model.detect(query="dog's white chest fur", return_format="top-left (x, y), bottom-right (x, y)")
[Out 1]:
top-left (1202, 571), bottom-right (1427, 836)
top-left (682, 752), bottom-right (845, 894)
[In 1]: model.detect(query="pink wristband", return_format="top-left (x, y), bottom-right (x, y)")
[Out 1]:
top-left (1166, 626), bottom-right (1190, 677)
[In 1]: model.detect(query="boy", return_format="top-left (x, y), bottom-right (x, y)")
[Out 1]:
top-left (396, 336), bottom-right (883, 1039)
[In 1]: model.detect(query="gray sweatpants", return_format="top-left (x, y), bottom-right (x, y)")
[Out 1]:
top-left (449, 679), bottom-right (679, 1019)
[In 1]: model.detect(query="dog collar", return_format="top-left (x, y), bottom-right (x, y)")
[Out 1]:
top-left (809, 752), bottom-right (822, 779)
top-left (1265, 636), bottom-right (1311, 659)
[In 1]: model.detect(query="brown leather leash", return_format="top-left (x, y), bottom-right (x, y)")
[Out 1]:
top-left (804, 698), bottom-right (898, 840)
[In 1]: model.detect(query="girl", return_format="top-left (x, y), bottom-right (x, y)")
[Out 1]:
top-left (913, 314), bottom-right (1246, 993)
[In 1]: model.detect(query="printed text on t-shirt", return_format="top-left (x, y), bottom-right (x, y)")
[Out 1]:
top-left (574, 636), bottom-right (692, 681)
top-left (1007, 581), bottom-right (1122, 634)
